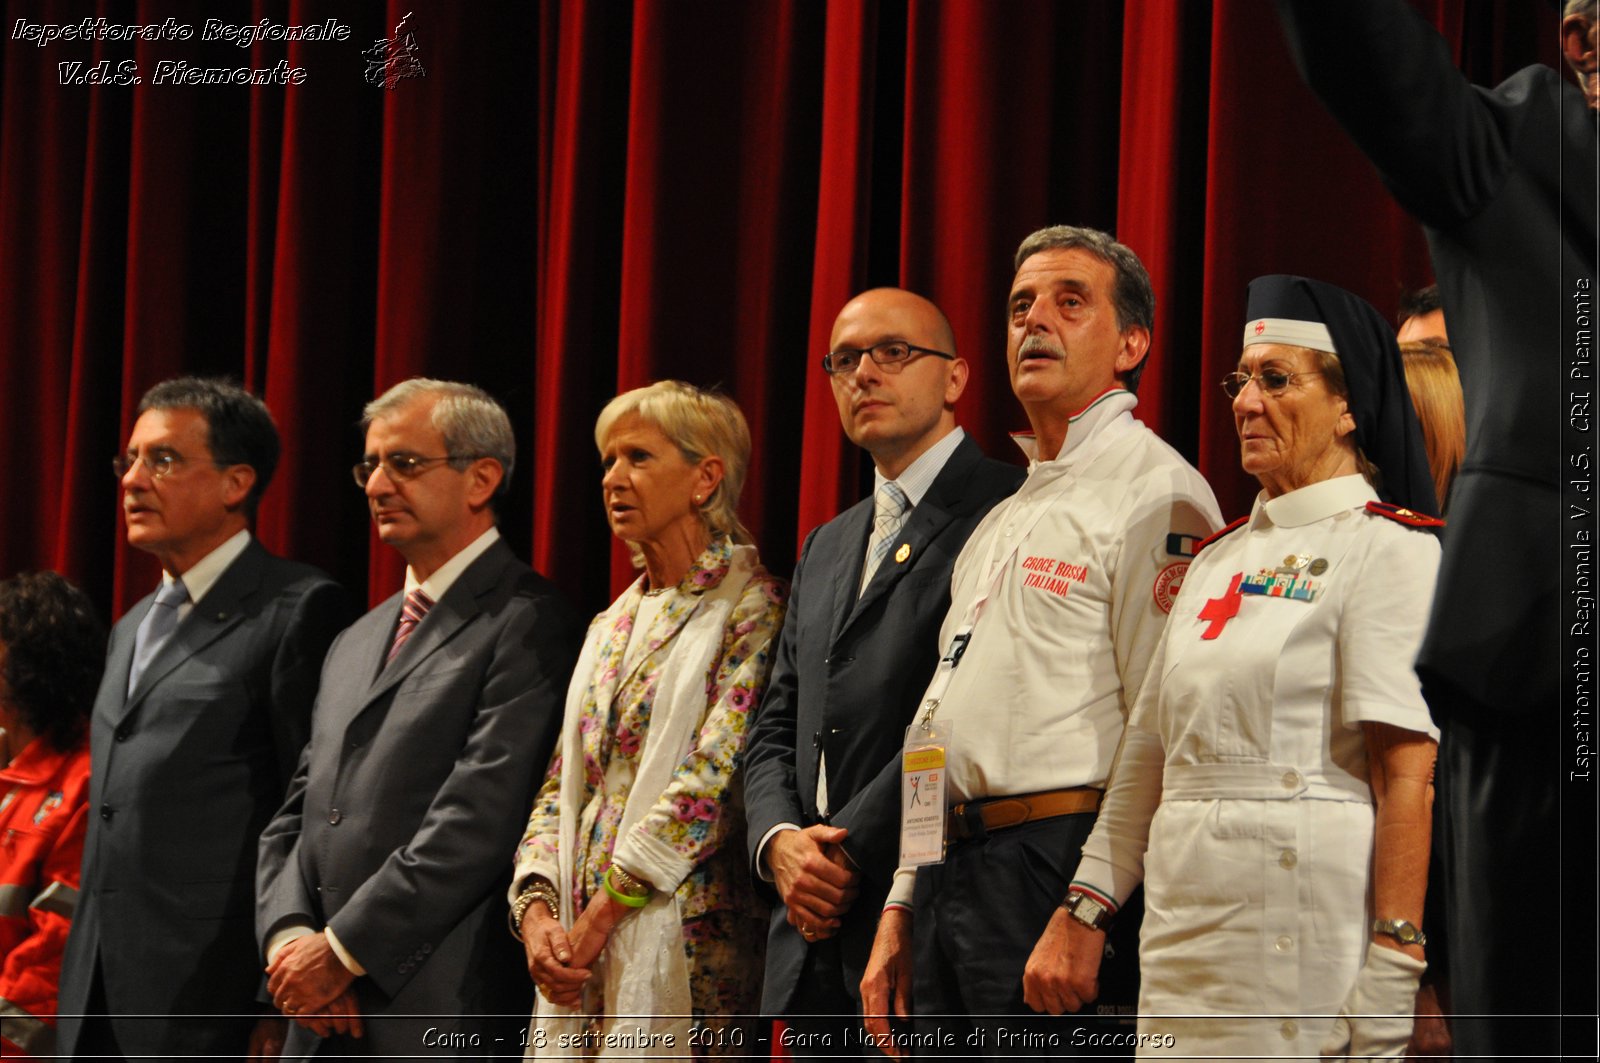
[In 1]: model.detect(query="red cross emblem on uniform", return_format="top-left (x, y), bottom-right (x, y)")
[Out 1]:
top-left (1254, 321), bottom-right (1266, 335)
top-left (1198, 572), bottom-right (1244, 639)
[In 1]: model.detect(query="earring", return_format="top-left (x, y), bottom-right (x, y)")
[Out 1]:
top-left (693, 494), bottom-right (702, 504)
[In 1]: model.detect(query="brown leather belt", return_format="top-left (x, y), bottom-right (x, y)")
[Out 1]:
top-left (946, 787), bottom-right (1103, 843)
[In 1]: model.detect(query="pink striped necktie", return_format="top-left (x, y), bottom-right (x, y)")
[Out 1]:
top-left (387, 589), bottom-right (434, 663)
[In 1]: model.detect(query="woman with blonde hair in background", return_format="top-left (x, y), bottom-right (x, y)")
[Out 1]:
top-left (1399, 337), bottom-right (1465, 509)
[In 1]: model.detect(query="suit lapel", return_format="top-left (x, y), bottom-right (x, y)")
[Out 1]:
top-left (351, 540), bottom-right (510, 716)
top-left (103, 597), bottom-right (148, 708)
top-left (93, 599), bottom-right (149, 783)
top-left (834, 435), bottom-right (984, 646)
top-left (839, 492), bottom-right (955, 640)
top-left (825, 501), bottom-right (874, 649)
top-left (117, 542), bottom-right (263, 724)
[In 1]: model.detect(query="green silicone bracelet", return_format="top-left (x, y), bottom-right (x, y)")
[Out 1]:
top-left (603, 866), bottom-right (651, 908)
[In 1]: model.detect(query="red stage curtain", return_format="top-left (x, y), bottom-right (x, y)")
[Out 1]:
top-left (0, 0), bottom-right (1560, 620)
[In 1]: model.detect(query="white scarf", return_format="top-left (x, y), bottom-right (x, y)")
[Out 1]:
top-left (531, 544), bottom-right (759, 1059)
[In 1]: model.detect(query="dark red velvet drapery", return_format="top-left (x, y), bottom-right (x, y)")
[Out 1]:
top-left (0, 0), bottom-right (1560, 620)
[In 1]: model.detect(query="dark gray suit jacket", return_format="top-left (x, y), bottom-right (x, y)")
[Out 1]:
top-left (743, 434), bottom-right (1022, 1013)
top-left (1279, 0), bottom-right (1597, 715)
top-left (1281, 0), bottom-right (1597, 1049)
top-left (57, 539), bottom-right (347, 1059)
top-left (256, 537), bottom-right (579, 1058)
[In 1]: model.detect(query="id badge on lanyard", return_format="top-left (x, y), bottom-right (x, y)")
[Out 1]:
top-left (895, 479), bottom-right (1060, 867)
top-left (898, 627), bottom-right (972, 867)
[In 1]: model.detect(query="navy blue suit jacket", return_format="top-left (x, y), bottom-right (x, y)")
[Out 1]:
top-left (743, 433), bottom-right (1022, 1013)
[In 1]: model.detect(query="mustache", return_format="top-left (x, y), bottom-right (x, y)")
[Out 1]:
top-left (1018, 335), bottom-right (1064, 360)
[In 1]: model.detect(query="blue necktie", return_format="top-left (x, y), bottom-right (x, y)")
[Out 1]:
top-left (127, 577), bottom-right (188, 695)
top-left (859, 481), bottom-right (910, 596)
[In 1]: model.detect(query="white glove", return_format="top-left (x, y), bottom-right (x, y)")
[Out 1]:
top-left (1319, 943), bottom-right (1426, 1060)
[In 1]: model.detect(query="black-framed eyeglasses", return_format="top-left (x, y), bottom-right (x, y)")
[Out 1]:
top-left (822, 342), bottom-right (954, 376)
top-left (352, 454), bottom-right (476, 487)
top-left (111, 451), bottom-right (215, 480)
top-left (1221, 368), bottom-right (1325, 398)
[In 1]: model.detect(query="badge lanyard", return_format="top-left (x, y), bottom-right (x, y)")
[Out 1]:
top-left (898, 476), bottom-right (1066, 866)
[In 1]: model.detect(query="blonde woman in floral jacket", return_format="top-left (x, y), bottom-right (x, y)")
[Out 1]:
top-left (511, 381), bottom-right (786, 1057)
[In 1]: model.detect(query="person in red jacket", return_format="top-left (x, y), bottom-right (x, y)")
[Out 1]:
top-left (0, 571), bottom-right (105, 1061)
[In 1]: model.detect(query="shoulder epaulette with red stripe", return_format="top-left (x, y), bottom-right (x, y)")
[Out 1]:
top-left (1196, 515), bottom-right (1249, 553)
top-left (1364, 500), bottom-right (1445, 528)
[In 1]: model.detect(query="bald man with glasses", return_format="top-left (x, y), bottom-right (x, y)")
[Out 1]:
top-left (744, 289), bottom-right (1022, 1053)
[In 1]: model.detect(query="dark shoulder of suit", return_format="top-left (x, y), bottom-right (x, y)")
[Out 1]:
top-left (57, 541), bottom-right (347, 1059)
top-left (818, 437), bottom-right (1022, 768)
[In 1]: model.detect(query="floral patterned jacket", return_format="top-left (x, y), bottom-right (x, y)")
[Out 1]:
top-left (515, 536), bottom-right (786, 923)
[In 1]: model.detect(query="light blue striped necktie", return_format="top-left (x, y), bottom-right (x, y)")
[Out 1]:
top-left (859, 481), bottom-right (910, 596)
top-left (127, 577), bottom-right (188, 694)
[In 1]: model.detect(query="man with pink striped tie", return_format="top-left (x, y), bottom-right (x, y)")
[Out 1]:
top-left (256, 378), bottom-right (581, 1059)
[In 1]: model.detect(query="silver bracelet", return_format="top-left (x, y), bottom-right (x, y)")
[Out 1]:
top-left (509, 880), bottom-right (560, 940)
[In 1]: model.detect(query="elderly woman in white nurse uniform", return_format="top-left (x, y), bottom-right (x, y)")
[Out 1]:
top-left (1035, 275), bottom-right (1441, 1060)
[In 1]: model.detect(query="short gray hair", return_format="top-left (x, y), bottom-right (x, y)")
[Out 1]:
top-left (594, 380), bottom-right (753, 547)
top-left (1013, 225), bottom-right (1156, 392)
top-left (1566, 0), bottom-right (1596, 21)
top-left (364, 378), bottom-right (515, 496)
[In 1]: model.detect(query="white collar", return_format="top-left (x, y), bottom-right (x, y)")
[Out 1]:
top-left (1251, 474), bottom-right (1376, 530)
top-left (872, 426), bottom-right (965, 508)
top-left (404, 526), bottom-right (501, 601)
top-left (163, 528), bottom-right (251, 604)
top-left (1010, 389), bottom-right (1137, 467)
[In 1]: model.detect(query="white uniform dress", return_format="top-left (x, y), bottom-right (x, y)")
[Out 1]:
top-left (1074, 474), bottom-right (1439, 1058)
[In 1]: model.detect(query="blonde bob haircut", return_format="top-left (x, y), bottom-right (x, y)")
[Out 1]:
top-left (594, 380), bottom-right (754, 547)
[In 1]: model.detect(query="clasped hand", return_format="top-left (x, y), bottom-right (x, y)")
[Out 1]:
top-left (264, 932), bottom-right (363, 1038)
top-left (522, 896), bottom-right (621, 1008)
top-left (769, 825), bottom-right (860, 940)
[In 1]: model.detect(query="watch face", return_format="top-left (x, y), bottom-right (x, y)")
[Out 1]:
top-left (1070, 893), bottom-right (1108, 927)
top-left (1376, 919), bottom-right (1424, 945)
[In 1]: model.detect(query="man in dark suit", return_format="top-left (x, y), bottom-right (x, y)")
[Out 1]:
top-left (256, 378), bottom-right (579, 1058)
top-left (1279, 0), bottom-right (1598, 1055)
top-left (743, 289), bottom-right (1023, 1052)
top-left (57, 377), bottom-right (347, 1060)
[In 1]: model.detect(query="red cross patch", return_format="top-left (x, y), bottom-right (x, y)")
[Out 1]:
top-left (1198, 573), bottom-right (1245, 639)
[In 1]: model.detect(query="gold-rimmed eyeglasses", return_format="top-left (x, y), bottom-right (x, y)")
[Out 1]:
top-left (1221, 368), bottom-right (1325, 398)
top-left (352, 454), bottom-right (477, 487)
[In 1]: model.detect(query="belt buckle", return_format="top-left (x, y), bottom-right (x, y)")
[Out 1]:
top-left (950, 801), bottom-right (987, 844)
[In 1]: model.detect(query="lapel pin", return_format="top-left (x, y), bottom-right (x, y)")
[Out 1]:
top-left (1308, 558), bottom-right (1329, 576)
top-left (894, 543), bottom-right (911, 564)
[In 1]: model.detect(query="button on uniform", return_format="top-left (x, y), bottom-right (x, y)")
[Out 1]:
top-left (1279, 849), bottom-right (1298, 869)
top-left (328, 808), bottom-right (342, 825)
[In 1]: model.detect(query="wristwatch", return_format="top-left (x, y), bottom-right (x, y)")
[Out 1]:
top-left (1062, 889), bottom-right (1114, 932)
top-left (1372, 918), bottom-right (1427, 946)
